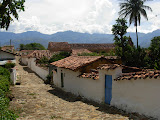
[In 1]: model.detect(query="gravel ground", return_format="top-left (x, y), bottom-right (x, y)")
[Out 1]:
top-left (9, 58), bottom-right (154, 120)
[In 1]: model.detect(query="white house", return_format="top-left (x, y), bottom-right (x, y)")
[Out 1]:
top-left (21, 50), bottom-right (52, 80)
top-left (51, 56), bottom-right (160, 119)
top-left (0, 50), bottom-right (16, 65)
top-left (50, 56), bottom-right (121, 102)
top-left (20, 50), bottom-right (35, 65)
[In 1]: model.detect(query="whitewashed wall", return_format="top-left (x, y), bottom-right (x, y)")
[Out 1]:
top-left (21, 57), bottom-right (28, 65)
top-left (53, 67), bottom-right (121, 103)
top-left (111, 78), bottom-right (160, 119)
top-left (53, 66), bottom-right (160, 119)
top-left (53, 67), bottom-right (104, 102)
top-left (28, 58), bottom-right (48, 80)
top-left (10, 68), bottom-right (17, 85)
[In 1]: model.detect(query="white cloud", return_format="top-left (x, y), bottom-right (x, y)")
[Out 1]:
top-left (3, 0), bottom-right (160, 34)
top-left (5, 0), bottom-right (117, 34)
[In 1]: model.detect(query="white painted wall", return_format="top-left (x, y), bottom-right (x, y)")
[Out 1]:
top-left (0, 51), bottom-right (15, 60)
top-left (21, 57), bottom-right (28, 65)
top-left (53, 66), bottom-right (160, 119)
top-left (53, 67), bottom-right (121, 103)
top-left (0, 60), bottom-right (16, 65)
top-left (10, 68), bottom-right (17, 85)
top-left (111, 78), bottom-right (160, 119)
top-left (28, 58), bottom-right (49, 80)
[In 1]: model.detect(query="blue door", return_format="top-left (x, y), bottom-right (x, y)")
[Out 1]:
top-left (105, 75), bottom-right (112, 104)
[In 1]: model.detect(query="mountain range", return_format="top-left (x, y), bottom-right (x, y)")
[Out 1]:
top-left (0, 29), bottom-right (160, 49)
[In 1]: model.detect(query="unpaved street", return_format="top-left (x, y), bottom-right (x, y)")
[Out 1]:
top-left (9, 60), bottom-right (151, 120)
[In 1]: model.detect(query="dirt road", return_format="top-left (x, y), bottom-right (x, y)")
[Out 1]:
top-left (9, 60), bottom-right (151, 120)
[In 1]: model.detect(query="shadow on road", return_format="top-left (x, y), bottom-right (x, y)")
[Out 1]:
top-left (23, 66), bottom-right (35, 73)
top-left (48, 86), bottom-right (155, 120)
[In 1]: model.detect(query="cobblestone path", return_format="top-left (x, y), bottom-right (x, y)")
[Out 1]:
top-left (9, 59), bottom-right (151, 120)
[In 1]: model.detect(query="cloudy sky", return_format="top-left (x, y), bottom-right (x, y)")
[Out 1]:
top-left (2, 0), bottom-right (160, 34)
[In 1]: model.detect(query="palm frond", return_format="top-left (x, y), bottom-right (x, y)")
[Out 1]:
top-left (142, 5), bottom-right (152, 12)
top-left (129, 12), bottom-right (135, 25)
top-left (137, 13), bottom-right (141, 25)
top-left (140, 8), bottom-right (148, 20)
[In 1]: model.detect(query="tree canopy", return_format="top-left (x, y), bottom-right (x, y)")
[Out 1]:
top-left (148, 36), bottom-right (160, 69)
top-left (0, 0), bottom-right (25, 30)
top-left (119, 0), bottom-right (152, 48)
top-left (112, 18), bottom-right (128, 62)
top-left (20, 43), bottom-right (46, 50)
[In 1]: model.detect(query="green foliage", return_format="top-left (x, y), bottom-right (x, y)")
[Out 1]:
top-left (0, 67), bottom-right (10, 80)
top-left (37, 56), bottom-right (49, 65)
top-left (49, 51), bottom-right (71, 63)
top-left (45, 73), bottom-right (53, 84)
top-left (0, 0), bottom-right (25, 30)
top-left (20, 43), bottom-right (46, 50)
top-left (0, 67), bottom-right (18, 119)
top-left (112, 18), bottom-right (128, 62)
top-left (124, 46), bottom-right (147, 68)
top-left (112, 19), bottom-right (148, 67)
top-left (4, 63), bottom-right (16, 70)
top-left (0, 75), bottom-right (10, 93)
top-left (78, 51), bottom-right (115, 56)
top-left (147, 36), bottom-right (160, 69)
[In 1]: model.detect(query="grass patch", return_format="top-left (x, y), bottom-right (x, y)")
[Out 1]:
top-left (27, 92), bottom-right (36, 96)
top-left (50, 115), bottom-right (63, 119)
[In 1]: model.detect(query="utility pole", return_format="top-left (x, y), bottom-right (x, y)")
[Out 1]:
top-left (10, 39), bottom-right (12, 46)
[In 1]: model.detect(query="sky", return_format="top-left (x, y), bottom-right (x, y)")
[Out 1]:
top-left (2, 0), bottom-right (160, 34)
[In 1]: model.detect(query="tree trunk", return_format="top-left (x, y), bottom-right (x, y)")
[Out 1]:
top-left (136, 25), bottom-right (138, 48)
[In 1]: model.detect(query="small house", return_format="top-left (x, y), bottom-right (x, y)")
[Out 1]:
top-left (51, 56), bottom-right (160, 119)
top-left (21, 50), bottom-right (52, 80)
top-left (1, 45), bottom-right (15, 53)
top-left (0, 50), bottom-right (16, 65)
top-left (50, 56), bottom-right (120, 102)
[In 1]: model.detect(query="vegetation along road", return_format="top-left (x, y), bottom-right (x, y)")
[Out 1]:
top-left (9, 59), bottom-right (152, 120)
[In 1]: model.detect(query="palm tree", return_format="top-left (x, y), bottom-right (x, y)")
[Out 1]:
top-left (119, 0), bottom-right (152, 48)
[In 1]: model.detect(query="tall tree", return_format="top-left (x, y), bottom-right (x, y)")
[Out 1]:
top-left (112, 18), bottom-right (128, 63)
top-left (119, 0), bottom-right (152, 48)
top-left (0, 0), bottom-right (25, 30)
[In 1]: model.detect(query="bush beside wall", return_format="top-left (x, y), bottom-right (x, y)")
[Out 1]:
top-left (0, 67), bottom-right (18, 119)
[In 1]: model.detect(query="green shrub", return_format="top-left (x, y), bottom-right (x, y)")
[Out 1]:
top-left (4, 63), bottom-right (16, 69)
top-left (0, 67), bottom-right (10, 80)
top-left (0, 97), bottom-right (18, 120)
top-left (0, 76), bottom-right (10, 93)
top-left (0, 67), bottom-right (18, 119)
top-left (49, 51), bottom-right (71, 63)
top-left (37, 56), bottom-right (49, 65)
top-left (78, 51), bottom-right (116, 56)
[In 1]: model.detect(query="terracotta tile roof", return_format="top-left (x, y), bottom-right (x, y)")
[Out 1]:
top-left (20, 50), bottom-right (35, 53)
top-left (79, 72), bottom-right (99, 80)
top-left (48, 42), bottom-right (71, 52)
top-left (20, 50), bottom-right (35, 56)
top-left (51, 56), bottom-right (103, 71)
top-left (115, 69), bottom-right (160, 81)
top-left (70, 43), bottom-right (115, 51)
top-left (97, 64), bottom-right (122, 70)
top-left (1, 46), bottom-right (14, 52)
top-left (27, 50), bottom-right (52, 59)
top-left (71, 49), bottom-right (92, 56)
top-left (0, 49), bottom-right (17, 55)
top-left (105, 56), bottom-right (119, 59)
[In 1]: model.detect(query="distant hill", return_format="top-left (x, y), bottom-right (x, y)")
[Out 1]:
top-left (0, 30), bottom-right (160, 48)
